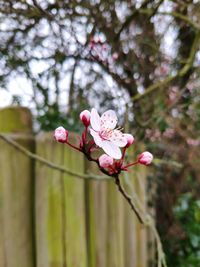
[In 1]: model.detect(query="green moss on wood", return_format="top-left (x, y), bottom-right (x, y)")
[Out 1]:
top-left (63, 148), bottom-right (87, 267)
top-left (0, 106), bottom-right (32, 133)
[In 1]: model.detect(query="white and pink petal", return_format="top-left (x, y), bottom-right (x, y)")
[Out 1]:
top-left (109, 130), bottom-right (127, 147)
top-left (90, 129), bottom-right (103, 147)
top-left (101, 140), bottom-right (122, 159)
top-left (90, 108), bottom-right (101, 131)
top-left (100, 110), bottom-right (117, 130)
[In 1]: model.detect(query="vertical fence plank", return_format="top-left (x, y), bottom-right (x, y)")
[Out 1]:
top-left (92, 181), bottom-right (108, 267)
top-left (135, 164), bottom-right (148, 267)
top-left (122, 145), bottom-right (148, 267)
top-left (106, 181), bottom-right (125, 267)
top-left (36, 133), bottom-right (65, 267)
top-left (0, 155), bottom-right (6, 267)
top-left (36, 133), bottom-right (87, 267)
top-left (123, 173), bottom-right (138, 267)
top-left (147, 175), bottom-right (156, 267)
top-left (85, 160), bottom-right (108, 267)
top-left (63, 139), bottom-right (87, 267)
top-left (0, 107), bottom-right (34, 267)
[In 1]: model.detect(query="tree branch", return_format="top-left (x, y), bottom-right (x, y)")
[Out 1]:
top-left (114, 174), bottom-right (144, 223)
top-left (32, 0), bottom-right (54, 20)
top-left (132, 30), bottom-right (200, 102)
top-left (139, 9), bottom-right (200, 30)
top-left (116, 3), bottom-right (199, 40)
top-left (0, 133), bottom-right (110, 181)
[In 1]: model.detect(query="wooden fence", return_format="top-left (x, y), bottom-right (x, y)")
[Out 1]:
top-left (0, 107), bottom-right (154, 267)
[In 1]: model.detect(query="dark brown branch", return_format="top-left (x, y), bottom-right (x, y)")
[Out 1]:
top-left (115, 0), bottom-right (163, 40)
top-left (68, 60), bottom-right (78, 112)
top-left (32, 0), bottom-right (54, 20)
top-left (114, 175), bottom-right (144, 224)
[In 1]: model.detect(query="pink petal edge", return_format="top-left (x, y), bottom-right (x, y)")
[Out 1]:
top-left (90, 108), bottom-right (101, 131)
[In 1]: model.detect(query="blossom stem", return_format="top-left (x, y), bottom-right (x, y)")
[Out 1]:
top-left (84, 127), bottom-right (88, 141)
top-left (123, 160), bottom-right (139, 169)
top-left (81, 126), bottom-right (88, 145)
top-left (66, 141), bottom-right (81, 152)
top-left (108, 165), bottom-right (116, 174)
top-left (88, 140), bottom-right (95, 153)
top-left (120, 147), bottom-right (127, 165)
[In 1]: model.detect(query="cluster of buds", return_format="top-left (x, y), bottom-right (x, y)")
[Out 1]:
top-left (54, 108), bottom-right (153, 177)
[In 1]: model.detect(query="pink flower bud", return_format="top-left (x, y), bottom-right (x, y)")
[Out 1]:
top-left (99, 154), bottom-right (114, 168)
top-left (138, 151), bottom-right (153, 165)
top-left (124, 134), bottom-right (134, 147)
top-left (54, 126), bottom-right (68, 143)
top-left (80, 110), bottom-right (91, 127)
top-left (112, 52), bottom-right (119, 60)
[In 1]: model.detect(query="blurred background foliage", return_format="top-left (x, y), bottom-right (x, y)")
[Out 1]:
top-left (0, 0), bottom-right (200, 266)
top-left (164, 193), bottom-right (200, 267)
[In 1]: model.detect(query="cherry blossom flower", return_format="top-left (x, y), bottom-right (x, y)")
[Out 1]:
top-left (54, 127), bottom-right (68, 143)
top-left (89, 108), bottom-right (127, 159)
top-left (99, 154), bottom-right (114, 168)
top-left (138, 151), bottom-right (153, 165)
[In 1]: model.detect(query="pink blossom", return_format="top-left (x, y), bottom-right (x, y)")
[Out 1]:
top-left (124, 134), bottom-right (134, 147)
top-left (138, 151), bottom-right (153, 165)
top-left (163, 128), bottom-right (175, 139)
top-left (99, 154), bottom-right (114, 168)
top-left (54, 126), bottom-right (68, 143)
top-left (90, 108), bottom-right (127, 159)
top-left (112, 52), bottom-right (119, 60)
top-left (80, 110), bottom-right (91, 127)
top-left (186, 138), bottom-right (200, 147)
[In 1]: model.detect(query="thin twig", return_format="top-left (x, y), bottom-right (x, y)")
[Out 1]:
top-left (150, 223), bottom-right (168, 267)
top-left (123, 172), bottom-right (167, 267)
top-left (114, 174), bottom-right (144, 224)
top-left (114, 172), bottom-right (168, 266)
top-left (0, 133), bottom-right (110, 181)
top-left (32, 0), bottom-right (54, 20)
top-left (132, 74), bottom-right (175, 102)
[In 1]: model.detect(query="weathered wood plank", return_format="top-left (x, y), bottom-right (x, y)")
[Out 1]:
top-left (0, 107), bottom-right (34, 267)
top-left (122, 144), bottom-right (148, 267)
top-left (0, 106), bottom-right (32, 133)
top-left (92, 180), bottom-right (108, 267)
top-left (0, 165), bottom-right (6, 267)
top-left (106, 180), bottom-right (124, 267)
top-left (123, 172), bottom-right (138, 267)
top-left (35, 133), bottom-right (65, 267)
top-left (84, 160), bottom-right (108, 267)
top-left (135, 163), bottom-right (148, 267)
top-left (63, 142), bottom-right (87, 267)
